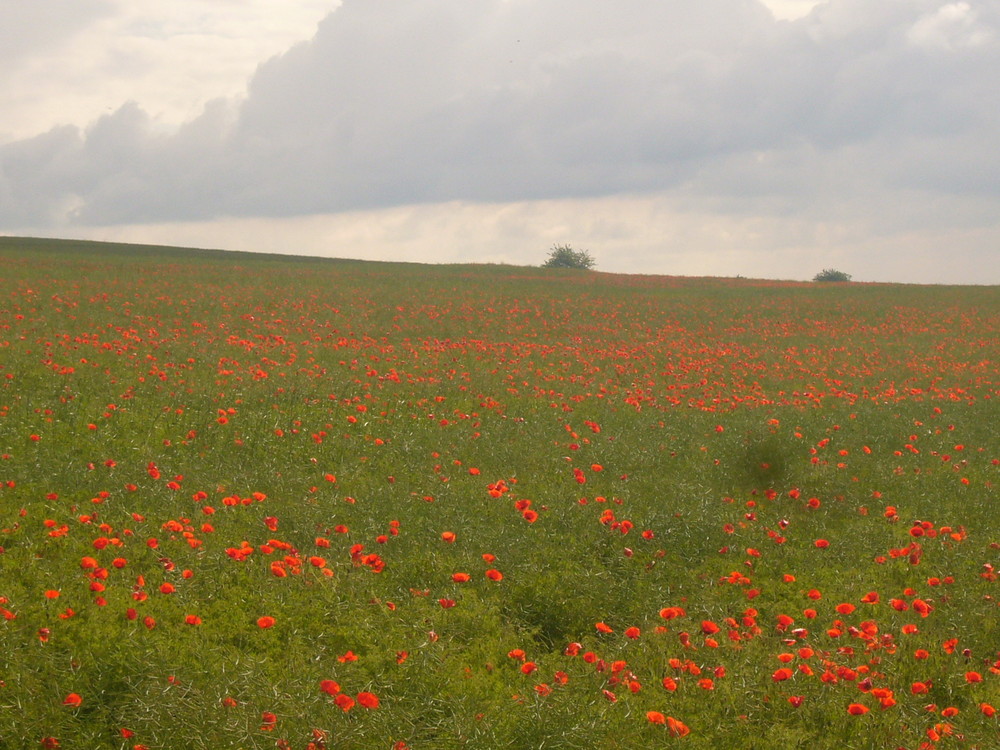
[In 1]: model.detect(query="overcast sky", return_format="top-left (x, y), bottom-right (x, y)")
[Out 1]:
top-left (2, 0), bottom-right (999, 284)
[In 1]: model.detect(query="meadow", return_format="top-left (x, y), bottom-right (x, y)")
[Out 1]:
top-left (0, 236), bottom-right (997, 749)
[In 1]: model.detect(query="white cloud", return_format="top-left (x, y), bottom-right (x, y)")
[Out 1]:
top-left (0, 0), bottom-right (335, 142)
top-left (907, 2), bottom-right (994, 50)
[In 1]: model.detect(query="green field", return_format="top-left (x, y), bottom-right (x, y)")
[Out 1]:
top-left (0, 236), bottom-right (998, 749)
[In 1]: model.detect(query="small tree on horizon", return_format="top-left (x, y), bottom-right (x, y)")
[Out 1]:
top-left (813, 268), bottom-right (852, 282)
top-left (542, 244), bottom-right (596, 270)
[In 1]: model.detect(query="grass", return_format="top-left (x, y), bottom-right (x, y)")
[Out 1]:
top-left (0, 235), bottom-right (997, 749)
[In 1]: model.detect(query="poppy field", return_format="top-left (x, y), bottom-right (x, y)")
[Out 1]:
top-left (0, 236), bottom-right (998, 749)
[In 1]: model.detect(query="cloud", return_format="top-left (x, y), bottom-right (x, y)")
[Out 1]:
top-left (0, 1), bottom-right (335, 142)
top-left (1, 0), bottom-right (999, 257)
top-left (0, 0), bottom-right (115, 63)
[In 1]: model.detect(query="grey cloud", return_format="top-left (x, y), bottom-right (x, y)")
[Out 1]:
top-left (0, 0), bottom-right (115, 63)
top-left (2, 0), bottom-right (999, 228)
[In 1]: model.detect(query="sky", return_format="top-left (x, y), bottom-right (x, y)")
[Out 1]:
top-left (2, 0), bottom-right (999, 284)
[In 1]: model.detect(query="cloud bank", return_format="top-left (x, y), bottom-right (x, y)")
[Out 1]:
top-left (2, 0), bottom-right (999, 282)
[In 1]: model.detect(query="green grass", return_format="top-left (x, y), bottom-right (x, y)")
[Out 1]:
top-left (0, 235), bottom-right (998, 749)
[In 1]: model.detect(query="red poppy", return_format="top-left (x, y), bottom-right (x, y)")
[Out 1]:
top-left (356, 691), bottom-right (380, 709)
top-left (666, 717), bottom-right (690, 737)
top-left (62, 693), bottom-right (82, 707)
top-left (256, 616), bottom-right (275, 629)
top-left (320, 680), bottom-right (340, 695)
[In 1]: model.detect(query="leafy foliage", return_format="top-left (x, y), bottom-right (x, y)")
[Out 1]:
top-left (813, 268), bottom-right (852, 282)
top-left (542, 244), bottom-right (596, 270)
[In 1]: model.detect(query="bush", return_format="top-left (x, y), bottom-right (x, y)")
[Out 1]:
top-left (542, 244), bottom-right (595, 270)
top-left (813, 268), bottom-right (852, 282)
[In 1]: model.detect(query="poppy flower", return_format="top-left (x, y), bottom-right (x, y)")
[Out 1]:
top-left (62, 693), bottom-right (82, 707)
top-left (646, 711), bottom-right (666, 724)
top-left (319, 680), bottom-right (340, 695)
top-left (847, 703), bottom-right (869, 715)
top-left (356, 691), bottom-right (379, 709)
top-left (335, 694), bottom-right (355, 712)
top-left (659, 606), bottom-right (685, 620)
top-left (666, 717), bottom-right (690, 737)
top-left (485, 569), bottom-right (503, 582)
top-left (256, 616), bottom-right (275, 629)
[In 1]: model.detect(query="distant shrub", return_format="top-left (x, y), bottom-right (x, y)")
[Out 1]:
top-left (813, 269), bottom-right (852, 282)
top-left (542, 244), bottom-right (596, 270)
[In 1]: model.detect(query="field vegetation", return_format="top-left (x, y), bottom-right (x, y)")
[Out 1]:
top-left (0, 236), bottom-right (997, 749)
